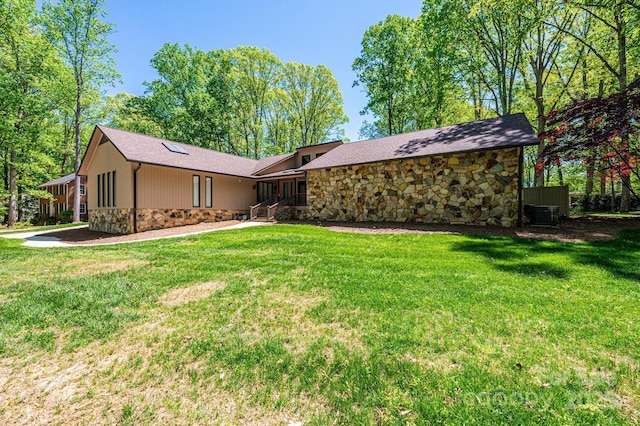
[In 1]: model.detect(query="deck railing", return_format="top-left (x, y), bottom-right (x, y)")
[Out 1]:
top-left (250, 197), bottom-right (276, 220)
top-left (267, 196), bottom-right (295, 221)
top-left (250, 193), bottom-right (307, 221)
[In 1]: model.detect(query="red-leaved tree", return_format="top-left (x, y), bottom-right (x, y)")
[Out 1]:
top-left (540, 78), bottom-right (640, 208)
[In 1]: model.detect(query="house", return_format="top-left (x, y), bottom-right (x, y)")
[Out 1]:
top-left (38, 173), bottom-right (88, 222)
top-left (77, 125), bottom-right (341, 234)
top-left (77, 114), bottom-right (538, 234)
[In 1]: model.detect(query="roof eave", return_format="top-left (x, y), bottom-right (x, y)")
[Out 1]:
top-left (301, 141), bottom-right (537, 171)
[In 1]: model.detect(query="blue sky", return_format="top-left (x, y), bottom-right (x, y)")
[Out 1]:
top-left (103, 0), bottom-right (423, 141)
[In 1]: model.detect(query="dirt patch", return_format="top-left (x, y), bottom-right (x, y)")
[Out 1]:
top-left (0, 304), bottom-right (326, 425)
top-left (63, 258), bottom-right (148, 277)
top-left (43, 220), bottom-right (243, 245)
top-left (284, 215), bottom-right (640, 242)
top-left (160, 281), bottom-right (228, 306)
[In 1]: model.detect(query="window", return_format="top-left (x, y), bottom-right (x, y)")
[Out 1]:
top-left (192, 175), bottom-right (200, 207)
top-left (79, 203), bottom-right (87, 215)
top-left (107, 171), bottom-right (111, 207)
top-left (97, 174), bottom-right (102, 207)
top-left (301, 155), bottom-right (311, 165)
top-left (315, 152), bottom-right (325, 158)
top-left (79, 184), bottom-right (86, 196)
top-left (205, 176), bottom-right (212, 208)
top-left (162, 141), bottom-right (189, 154)
top-left (101, 173), bottom-right (106, 208)
top-left (112, 171), bottom-right (116, 206)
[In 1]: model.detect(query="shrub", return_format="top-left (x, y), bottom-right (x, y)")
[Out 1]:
top-left (45, 217), bottom-right (58, 226)
top-left (577, 193), bottom-right (640, 212)
top-left (61, 210), bottom-right (74, 224)
top-left (29, 218), bottom-right (38, 225)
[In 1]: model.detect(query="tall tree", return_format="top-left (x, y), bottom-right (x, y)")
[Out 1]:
top-left (352, 15), bottom-right (414, 136)
top-left (42, 0), bottom-right (118, 222)
top-left (279, 63), bottom-right (347, 147)
top-left (0, 0), bottom-right (60, 226)
top-left (517, 0), bottom-right (576, 186)
top-left (547, 0), bottom-right (639, 209)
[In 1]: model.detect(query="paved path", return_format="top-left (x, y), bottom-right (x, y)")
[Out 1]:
top-left (0, 222), bottom-right (269, 248)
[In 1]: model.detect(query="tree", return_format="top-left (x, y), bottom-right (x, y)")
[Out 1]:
top-left (279, 63), bottom-right (347, 147)
top-left (516, 0), bottom-right (576, 186)
top-left (0, 0), bottom-right (61, 226)
top-left (546, 0), bottom-right (640, 210)
top-left (42, 0), bottom-right (119, 222)
top-left (352, 15), bottom-right (414, 136)
top-left (540, 78), bottom-right (640, 203)
top-left (131, 44), bottom-right (347, 158)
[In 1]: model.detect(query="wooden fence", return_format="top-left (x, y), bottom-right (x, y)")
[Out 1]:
top-left (523, 185), bottom-right (570, 216)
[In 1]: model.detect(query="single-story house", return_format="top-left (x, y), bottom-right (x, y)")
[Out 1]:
top-left (38, 173), bottom-right (88, 222)
top-left (77, 113), bottom-right (538, 234)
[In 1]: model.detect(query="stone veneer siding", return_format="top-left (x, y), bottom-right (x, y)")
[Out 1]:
top-left (89, 208), bottom-right (248, 234)
top-left (303, 147), bottom-right (520, 227)
top-left (89, 209), bottom-right (134, 234)
top-left (135, 208), bottom-right (247, 232)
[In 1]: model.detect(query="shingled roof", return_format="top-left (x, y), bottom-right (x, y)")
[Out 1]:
top-left (299, 114), bottom-right (538, 171)
top-left (94, 126), bottom-right (260, 178)
top-left (38, 173), bottom-right (76, 188)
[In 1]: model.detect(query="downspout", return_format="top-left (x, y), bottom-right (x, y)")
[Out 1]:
top-left (133, 163), bottom-right (142, 233)
top-left (517, 147), bottom-right (524, 227)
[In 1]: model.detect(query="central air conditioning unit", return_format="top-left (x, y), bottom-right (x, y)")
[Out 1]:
top-left (524, 205), bottom-right (560, 227)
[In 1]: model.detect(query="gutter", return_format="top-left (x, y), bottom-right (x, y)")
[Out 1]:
top-left (133, 163), bottom-right (142, 233)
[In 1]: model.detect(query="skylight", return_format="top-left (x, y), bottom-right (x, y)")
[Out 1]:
top-left (162, 141), bottom-right (189, 155)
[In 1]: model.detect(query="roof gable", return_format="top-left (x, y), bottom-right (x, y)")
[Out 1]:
top-left (89, 126), bottom-right (260, 178)
top-left (38, 173), bottom-right (76, 188)
top-left (300, 114), bottom-right (538, 171)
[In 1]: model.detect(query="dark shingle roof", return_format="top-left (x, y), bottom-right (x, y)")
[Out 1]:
top-left (252, 152), bottom-right (295, 175)
top-left (38, 173), bottom-right (76, 188)
top-left (300, 114), bottom-right (538, 171)
top-left (98, 126), bottom-right (259, 178)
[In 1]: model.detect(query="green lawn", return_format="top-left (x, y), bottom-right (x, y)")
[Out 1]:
top-left (0, 224), bottom-right (638, 424)
top-left (0, 221), bottom-right (87, 234)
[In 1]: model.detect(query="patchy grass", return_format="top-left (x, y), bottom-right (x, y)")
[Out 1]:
top-left (0, 222), bottom-right (87, 234)
top-left (0, 225), bottom-right (639, 424)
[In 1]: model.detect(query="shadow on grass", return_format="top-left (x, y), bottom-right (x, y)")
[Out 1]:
top-left (450, 229), bottom-right (640, 282)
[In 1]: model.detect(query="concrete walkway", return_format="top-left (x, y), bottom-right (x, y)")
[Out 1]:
top-left (0, 221), bottom-right (270, 248)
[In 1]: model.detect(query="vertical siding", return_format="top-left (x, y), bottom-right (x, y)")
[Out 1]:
top-left (86, 142), bottom-right (132, 209)
top-left (136, 164), bottom-right (256, 210)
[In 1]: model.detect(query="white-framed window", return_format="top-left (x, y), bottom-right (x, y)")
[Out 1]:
top-left (192, 175), bottom-right (200, 207)
top-left (79, 184), bottom-right (86, 196)
top-left (79, 203), bottom-right (87, 215)
top-left (205, 176), bottom-right (212, 208)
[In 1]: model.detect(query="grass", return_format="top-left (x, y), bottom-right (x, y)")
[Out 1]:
top-left (0, 224), bottom-right (639, 424)
top-left (0, 221), bottom-right (87, 234)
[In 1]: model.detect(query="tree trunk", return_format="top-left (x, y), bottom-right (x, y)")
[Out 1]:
top-left (557, 163), bottom-right (564, 186)
top-left (7, 149), bottom-right (17, 228)
top-left (73, 91), bottom-right (82, 223)
top-left (585, 158), bottom-right (595, 195)
top-left (615, 4), bottom-right (630, 212)
top-left (611, 177), bottom-right (616, 212)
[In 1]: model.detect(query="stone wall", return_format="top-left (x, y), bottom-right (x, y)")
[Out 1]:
top-left (303, 148), bottom-right (520, 227)
top-left (89, 208), bottom-right (248, 234)
top-left (89, 209), bottom-right (133, 234)
top-left (135, 208), bottom-right (248, 233)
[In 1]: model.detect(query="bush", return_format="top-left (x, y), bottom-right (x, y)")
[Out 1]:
top-left (13, 221), bottom-right (34, 229)
top-left (578, 193), bottom-right (640, 212)
top-left (45, 217), bottom-right (58, 226)
top-left (61, 210), bottom-right (73, 224)
top-left (29, 218), bottom-right (38, 225)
